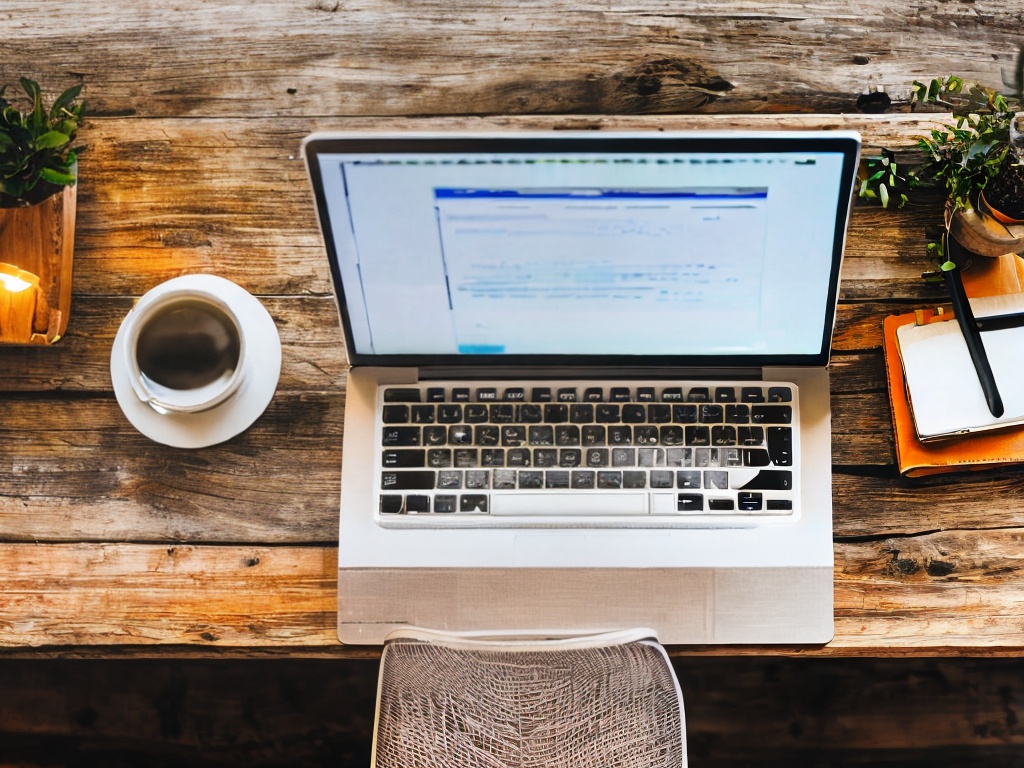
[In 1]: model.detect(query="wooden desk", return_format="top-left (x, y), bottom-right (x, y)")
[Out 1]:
top-left (3, 2), bottom-right (1024, 657)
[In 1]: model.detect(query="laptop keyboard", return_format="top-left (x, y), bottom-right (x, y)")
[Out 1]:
top-left (376, 381), bottom-right (799, 526)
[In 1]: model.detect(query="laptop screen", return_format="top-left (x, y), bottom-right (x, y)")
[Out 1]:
top-left (304, 133), bottom-right (860, 368)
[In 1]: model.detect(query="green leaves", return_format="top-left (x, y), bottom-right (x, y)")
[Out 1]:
top-left (858, 150), bottom-right (917, 209)
top-left (0, 77), bottom-right (85, 207)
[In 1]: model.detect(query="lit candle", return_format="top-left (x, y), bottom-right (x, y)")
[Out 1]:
top-left (0, 262), bottom-right (41, 344)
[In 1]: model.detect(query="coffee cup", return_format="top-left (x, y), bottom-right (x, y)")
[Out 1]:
top-left (122, 287), bottom-right (246, 414)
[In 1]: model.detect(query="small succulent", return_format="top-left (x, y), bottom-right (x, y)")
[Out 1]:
top-left (0, 77), bottom-right (85, 207)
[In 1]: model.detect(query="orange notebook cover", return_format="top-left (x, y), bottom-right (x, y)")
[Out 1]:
top-left (883, 254), bottom-right (1024, 476)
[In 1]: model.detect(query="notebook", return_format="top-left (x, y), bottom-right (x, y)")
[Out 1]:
top-left (303, 130), bottom-right (861, 645)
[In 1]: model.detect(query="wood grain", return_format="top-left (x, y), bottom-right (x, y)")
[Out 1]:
top-left (1, 1), bottom-right (1021, 118)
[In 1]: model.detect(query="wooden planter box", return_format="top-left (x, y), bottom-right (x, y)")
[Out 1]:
top-left (0, 182), bottom-right (76, 345)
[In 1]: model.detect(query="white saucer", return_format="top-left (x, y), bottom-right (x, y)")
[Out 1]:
top-left (111, 275), bottom-right (282, 449)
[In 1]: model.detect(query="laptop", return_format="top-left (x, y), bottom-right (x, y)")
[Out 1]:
top-left (303, 130), bottom-right (861, 645)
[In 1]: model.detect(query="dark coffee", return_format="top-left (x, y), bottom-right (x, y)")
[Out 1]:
top-left (136, 299), bottom-right (241, 390)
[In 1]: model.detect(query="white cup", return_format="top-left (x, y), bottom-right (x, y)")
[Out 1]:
top-left (122, 286), bottom-right (246, 415)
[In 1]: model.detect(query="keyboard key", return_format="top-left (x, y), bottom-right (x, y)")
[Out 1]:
top-left (559, 449), bottom-right (582, 467)
top-left (741, 387), bottom-right (765, 403)
top-left (610, 387), bottom-right (632, 402)
top-left (382, 427), bottom-right (420, 446)
top-left (582, 425), bottom-right (606, 445)
top-left (534, 448), bottom-right (558, 467)
top-left (768, 386), bottom-right (793, 403)
top-left (406, 495), bottom-right (430, 513)
top-left (452, 388), bottom-right (471, 402)
top-left (650, 470), bottom-right (673, 488)
top-left (687, 387), bottom-right (710, 402)
top-left (660, 426), bottom-right (684, 446)
top-left (637, 387), bottom-right (655, 401)
top-left (454, 449), bottom-right (478, 467)
top-left (382, 405), bottom-right (410, 423)
top-left (463, 404), bottom-right (488, 423)
top-left (531, 387), bottom-right (552, 402)
top-left (519, 403), bottom-right (543, 423)
top-left (434, 495), bottom-right (457, 513)
top-left (544, 404), bottom-right (569, 423)
top-left (555, 425), bottom-right (581, 446)
top-left (622, 404), bottom-right (646, 423)
top-left (634, 426), bottom-right (658, 445)
top-left (465, 470), bottom-right (490, 489)
top-left (507, 448), bottom-right (532, 466)
top-left (752, 405), bottom-right (792, 424)
top-left (384, 388), bottom-right (421, 402)
top-left (501, 426), bottom-right (527, 446)
top-left (528, 425), bottom-right (554, 445)
top-left (437, 404), bottom-right (463, 423)
top-left (422, 426), bottom-right (448, 445)
top-left (637, 448), bottom-right (663, 467)
top-left (546, 470), bottom-right (570, 489)
top-left (712, 426), bottom-right (737, 446)
top-left (570, 404), bottom-right (594, 423)
top-left (767, 499), bottom-right (793, 511)
top-left (767, 427), bottom-right (794, 466)
top-left (427, 449), bottom-right (452, 468)
top-left (699, 404), bottom-right (724, 423)
top-left (739, 470), bottom-right (793, 491)
top-left (596, 404), bottom-right (621, 423)
top-left (380, 495), bottom-right (403, 514)
top-left (557, 387), bottom-right (577, 402)
top-left (571, 470), bottom-right (596, 489)
top-left (612, 448), bottom-right (635, 467)
top-left (382, 449), bottom-right (425, 468)
top-left (685, 426), bottom-right (710, 446)
top-left (715, 387), bottom-right (737, 402)
top-left (672, 404), bottom-right (698, 423)
top-left (623, 470), bottom-right (646, 488)
top-left (738, 426), bottom-right (764, 446)
top-left (598, 471), bottom-right (622, 489)
top-left (586, 448), bottom-right (609, 467)
top-left (725, 404), bottom-right (750, 424)
top-left (704, 470), bottom-right (728, 490)
top-left (677, 493), bottom-right (704, 512)
top-left (504, 387), bottom-right (526, 401)
top-left (677, 470), bottom-right (701, 489)
top-left (583, 387), bottom-right (604, 402)
top-left (437, 470), bottom-right (462, 489)
top-left (480, 449), bottom-right (505, 467)
top-left (608, 425), bottom-right (632, 445)
top-left (665, 447), bottom-right (689, 467)
top-left (661, 388), bottom-right (683, 401)
top-left (460, 494), bottom-right (488, 513)
top-left (426, 388), bottom-right (446, 402)
top-left (709, 498), bottom-right (735, 511)
top-left (448, 425), bottom-right (472, 445)
top-left (738, 492), bottom-right (763, 511)
top-left (475, 425), bottom-right (499, 446)
top-left (743, 449), bottom-right (771, 467)
top-left (493, 470), bottom-right (516, 489)
top-left (490, 404), bottom-right (515, 423)
top-left (382, 471), bottom-right (434, 490)
top-left (477, 388), bottom-right (498, 401)
top-left (519, 470), bottom-right (543, 489)
top-left (648, 404), bottom-right (671, 423)
top-left (411, 405), bottom-right (435, 424)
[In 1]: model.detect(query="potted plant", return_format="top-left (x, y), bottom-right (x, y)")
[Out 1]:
top-left (0, 77), bottom-right (84, 344)
top-left (858, 47), bottom-right (1024, 264)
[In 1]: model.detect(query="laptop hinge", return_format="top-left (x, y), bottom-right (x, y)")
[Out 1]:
top-left (415, 366), bottom-right (765, 381)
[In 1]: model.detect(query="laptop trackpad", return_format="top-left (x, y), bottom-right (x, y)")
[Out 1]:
top-left (513, 532), bottom-right (673, 567)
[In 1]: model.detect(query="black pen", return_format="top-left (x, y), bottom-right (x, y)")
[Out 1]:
top-left (940, 257), bottom-right (1004, 417)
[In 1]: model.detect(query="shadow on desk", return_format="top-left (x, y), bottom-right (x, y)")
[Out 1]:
top-left (0, 657), bottom-right (1023, 766)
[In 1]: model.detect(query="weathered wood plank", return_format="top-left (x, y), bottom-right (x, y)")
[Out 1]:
top-left (2, 1), bottom-right (1021, 117)
top-left (0, 396), bottom-right (343, 544)
top-left (3, 537), bottom-right (1024, 654)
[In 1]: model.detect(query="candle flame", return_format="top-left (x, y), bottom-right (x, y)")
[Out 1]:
top-left (0, 263), bottom-right (40, 294)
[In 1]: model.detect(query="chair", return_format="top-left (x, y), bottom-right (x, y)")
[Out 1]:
top-left (371, 628), bottom-right (687, 768)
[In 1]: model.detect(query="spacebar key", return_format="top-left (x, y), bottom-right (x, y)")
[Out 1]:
top-left (490, 493), bottom-right (647, 516)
